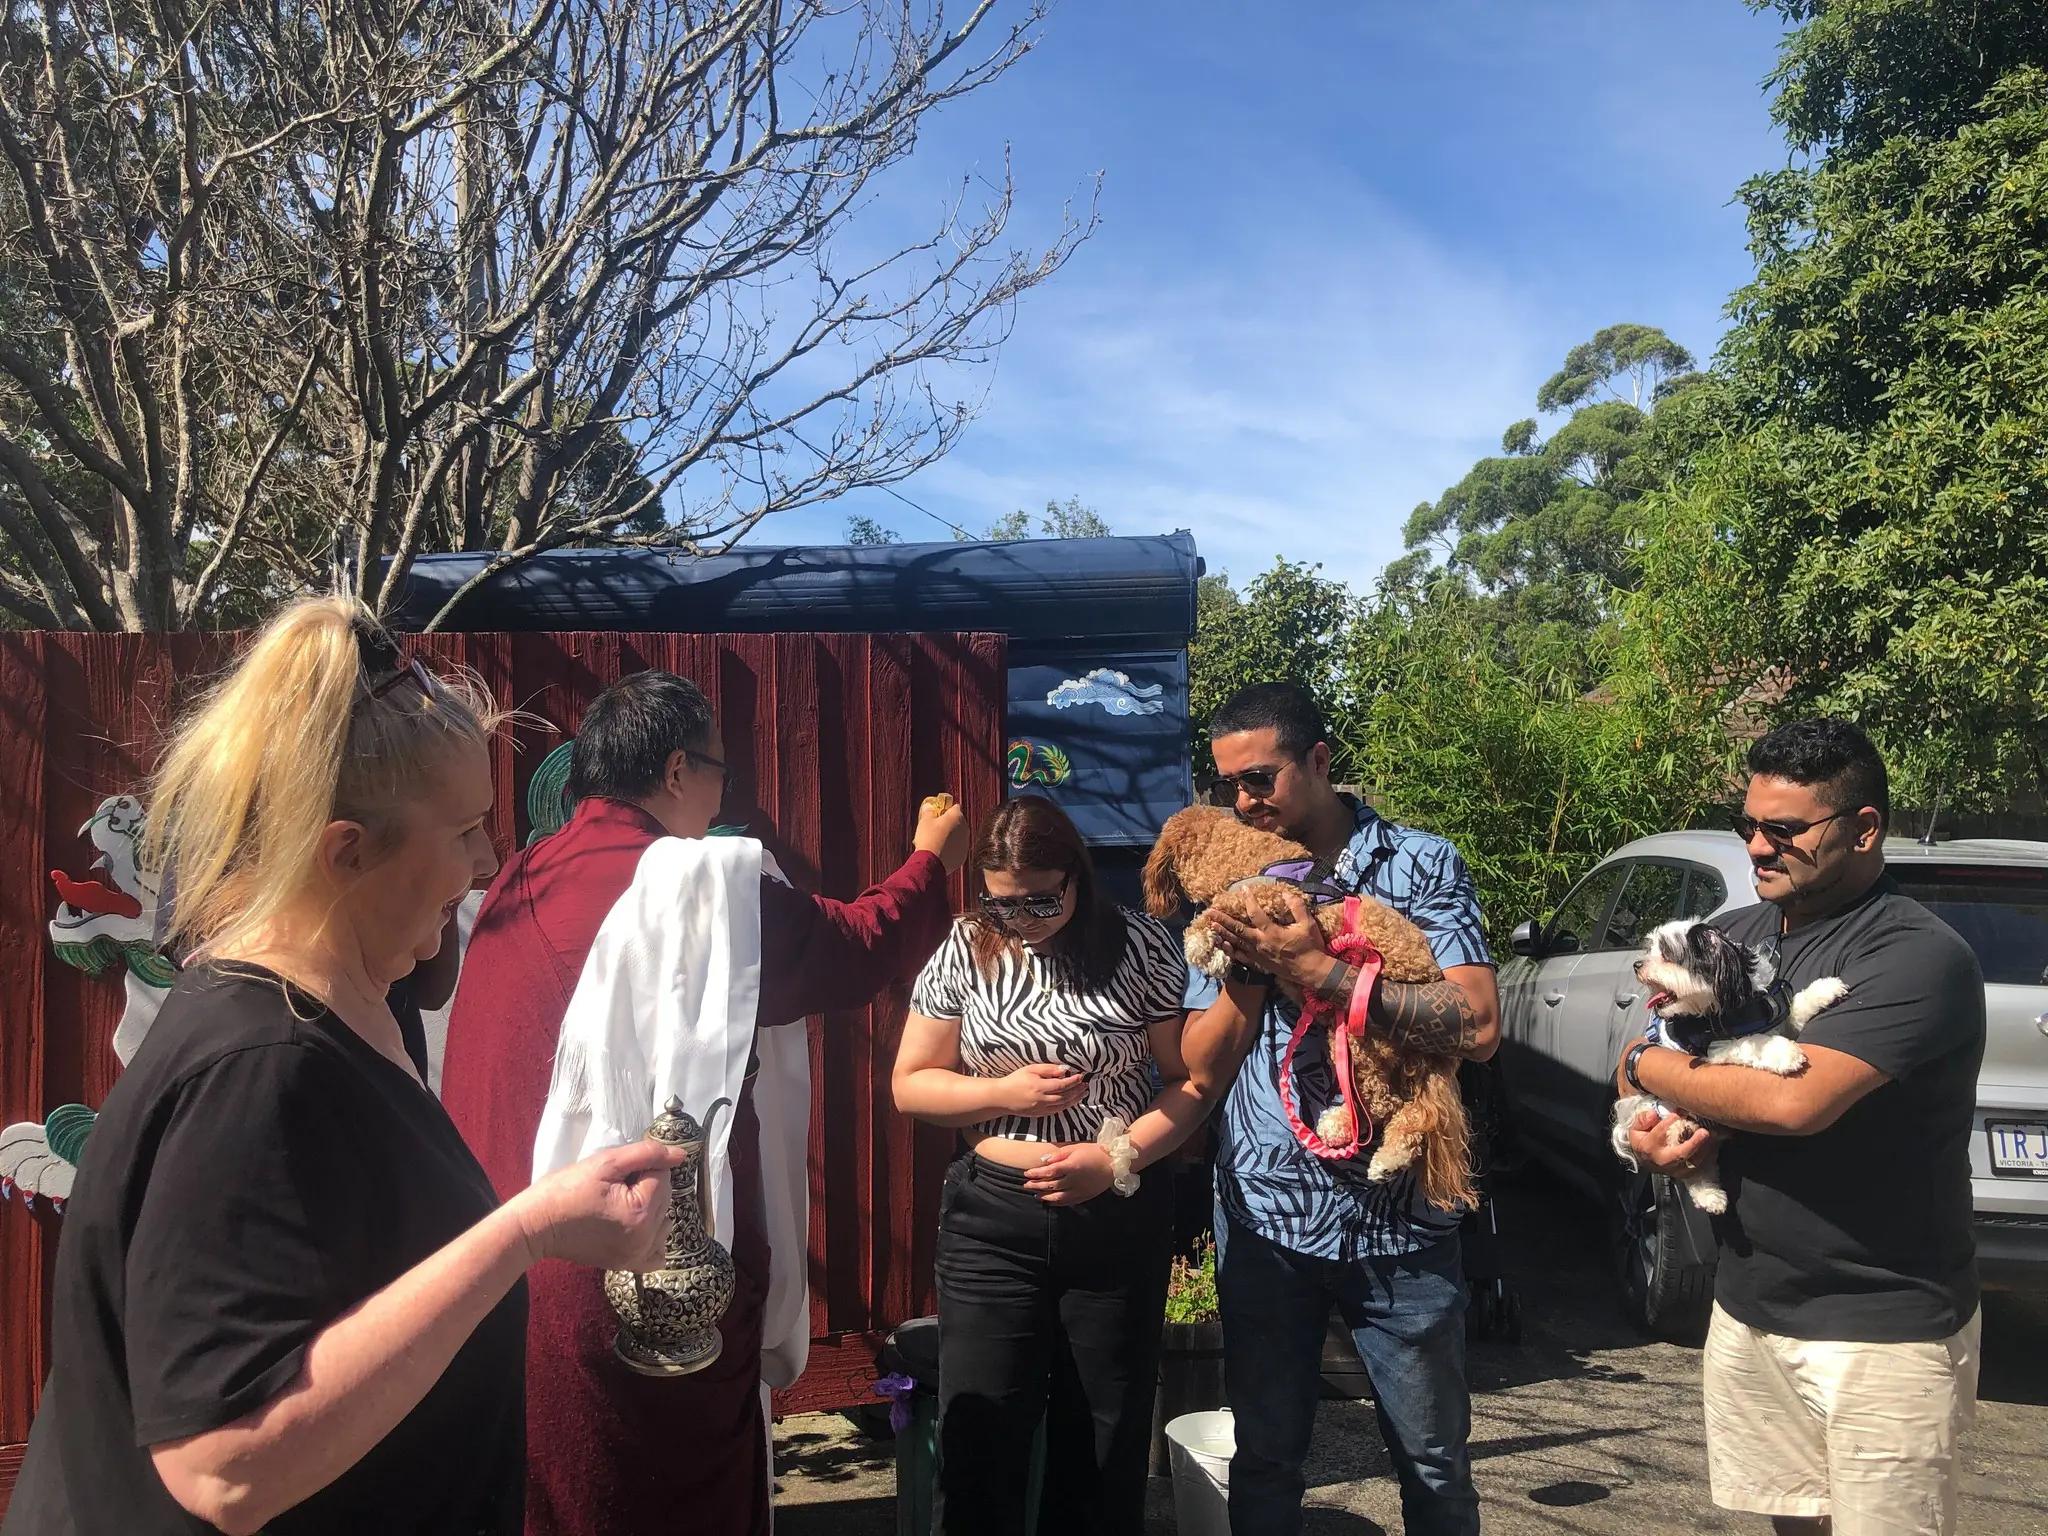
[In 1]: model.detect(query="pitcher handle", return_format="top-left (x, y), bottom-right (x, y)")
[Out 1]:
top-left (699, 1097), bottom-right (734, 1244)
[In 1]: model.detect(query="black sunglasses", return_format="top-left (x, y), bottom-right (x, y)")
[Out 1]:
top-left (354, 618), bottom-right (435, 706)
top-left (1730, 809), bottom-right (1851, 846)
top-left (978, 873), bottom-right (1072, 923)
top-left (367, 655), bottom-right (435, 703)
top-left (1206, 765), bottom-right (1281, 799)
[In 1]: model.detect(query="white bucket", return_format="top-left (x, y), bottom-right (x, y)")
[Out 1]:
top-left (1164, 1409), bottom-right (1234, 1536)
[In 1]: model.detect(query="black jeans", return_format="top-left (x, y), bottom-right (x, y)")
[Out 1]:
top-left (933, 1153), bottom-right (1174, 1536)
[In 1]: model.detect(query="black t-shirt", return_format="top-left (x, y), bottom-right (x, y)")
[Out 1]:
top-left (1711, 874), bottom-right (1984, 1343)
top-left (4, 964), bottom-right (526, 1535)
top-left (387, 974), bottom-right (434, 1082)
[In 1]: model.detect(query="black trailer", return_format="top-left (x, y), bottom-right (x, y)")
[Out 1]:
top-left (387, 532), bottom-right (1204, 904)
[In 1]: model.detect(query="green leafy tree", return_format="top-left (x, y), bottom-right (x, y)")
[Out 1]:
top-left (1640, 2), bottom-right (2048, 806)
top-left (1038, 497), bottom-right (1113, 539)
top-left (1535, 323), bottom-right (1698, 412)
top-left (1196, 570), bottom-right (1239, 624)
top-left (1393, 325), bottom-right (1695, 683)
top-left (844, 515), bottom-right (902, 546)
top-left (1187, 559), bottom-right (1356, 776)
top-left (1761, 0), bottom-right (2048, 158)
top-left (979, 509), bottom-right (1038, 541)
top-left (962, 495), bottom-right (1112, 542)
top-left (1336, 587), bottom-right (1732, 943)
top-left (1186, 554), bottom-right (1731, 938)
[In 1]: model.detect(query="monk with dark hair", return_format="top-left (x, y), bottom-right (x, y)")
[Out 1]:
top-left (440, 669), bottom-right (968, 1536)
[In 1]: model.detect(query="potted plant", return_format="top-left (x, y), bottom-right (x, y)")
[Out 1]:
top-left (1151, 1239), bottom-right (1225, 1475)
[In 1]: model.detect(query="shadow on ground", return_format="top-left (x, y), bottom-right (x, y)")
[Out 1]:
top-left (775, 1422), bottom-right (894, 1492)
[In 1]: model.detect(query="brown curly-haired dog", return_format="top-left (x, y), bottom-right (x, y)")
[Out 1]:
top-left (1144, 805), bottom-right (1474, 1210)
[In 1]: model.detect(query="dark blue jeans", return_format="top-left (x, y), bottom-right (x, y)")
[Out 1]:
top-left (1217, 1207), bottom-right (1478, 1536)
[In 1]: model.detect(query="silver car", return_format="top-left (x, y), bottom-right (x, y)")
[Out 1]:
top-left (1495, 831), bottom-right (2048, 1339)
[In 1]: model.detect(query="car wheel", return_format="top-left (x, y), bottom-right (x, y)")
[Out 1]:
top-left (1610, 1167), bottom-right (1714, 1343)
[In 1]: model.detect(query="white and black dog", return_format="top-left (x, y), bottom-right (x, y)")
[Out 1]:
top-left (1610, 918), bottom-right (1849, 1214)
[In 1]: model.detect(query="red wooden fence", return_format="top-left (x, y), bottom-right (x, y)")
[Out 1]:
top-left (0, 628), bottom-right (1007, 1503)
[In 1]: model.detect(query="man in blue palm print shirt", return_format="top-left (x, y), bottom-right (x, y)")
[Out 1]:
top-left (1182, 683), bottom-right (1498, 1536)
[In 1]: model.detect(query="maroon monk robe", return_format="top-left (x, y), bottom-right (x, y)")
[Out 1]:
top-left (440, 796), bottom-right (951, 1536)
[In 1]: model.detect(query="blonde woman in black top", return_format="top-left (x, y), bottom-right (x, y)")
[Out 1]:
top-left (4, 599), bottom-right (678, 1536)
top-left (895, 796), bottom-right (1226, 1536)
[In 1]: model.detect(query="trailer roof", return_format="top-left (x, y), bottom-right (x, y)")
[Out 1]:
top-left (387, 532), bottom-right (1201, 650)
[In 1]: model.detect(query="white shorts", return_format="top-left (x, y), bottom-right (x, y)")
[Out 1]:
top-left (1702, 1301), bottom-right (1981, 1536)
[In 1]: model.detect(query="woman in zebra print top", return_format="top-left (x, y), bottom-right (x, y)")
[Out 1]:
top-left (894, 796), bottom-right (1218, 1536)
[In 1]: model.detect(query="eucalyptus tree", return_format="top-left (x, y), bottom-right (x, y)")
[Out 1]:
top-left (1389, 324), bottom-right (1696, 686)
top-left (1643, 0), bottom-right (2048, 805)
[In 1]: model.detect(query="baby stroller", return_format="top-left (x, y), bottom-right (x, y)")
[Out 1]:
top-left (1458, 1057), bottom-right (1524, 1345)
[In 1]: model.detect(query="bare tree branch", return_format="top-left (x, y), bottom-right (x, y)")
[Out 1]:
top-left (0, 488), bottom-right (85, 628)
top-left (0, 0), bottom-right (1081, 630)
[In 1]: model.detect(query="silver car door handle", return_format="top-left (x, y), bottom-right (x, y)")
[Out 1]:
top-left (1615, 992), bottom-right (1640, 1008)
top-left (1543, 991), bottom-right (1565, 1007)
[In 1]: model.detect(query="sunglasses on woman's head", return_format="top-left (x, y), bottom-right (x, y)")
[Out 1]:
top-left (978, 874), bottom-right (1071, 922)
top-left (368, 655), bottom-right (435, 703)
top-left (353, 618), bottom-right (436, 706)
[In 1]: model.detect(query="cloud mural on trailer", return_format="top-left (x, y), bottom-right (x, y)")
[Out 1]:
top-left (1046, 668), bottom-right (1166, 718)
top-left (3, 795), bottom-right (178, 1209)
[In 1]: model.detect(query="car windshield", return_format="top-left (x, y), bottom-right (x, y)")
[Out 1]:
top-left (1887, 865), bottom-right (2048, 987)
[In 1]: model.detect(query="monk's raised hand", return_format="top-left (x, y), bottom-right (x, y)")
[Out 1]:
top-left (914, 792), bottom-right (971, 873)
top-left (512, 1139), bottom-right (683, 1271)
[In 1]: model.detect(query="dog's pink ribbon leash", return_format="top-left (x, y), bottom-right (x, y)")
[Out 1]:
top-left (1277, 895), bottom-right (1382, 1161)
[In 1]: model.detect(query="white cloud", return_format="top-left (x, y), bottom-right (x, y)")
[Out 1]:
top-left (882, 184), bottom-right (1547, 589)
top-left (749, 1), bottom-right (1785, 591)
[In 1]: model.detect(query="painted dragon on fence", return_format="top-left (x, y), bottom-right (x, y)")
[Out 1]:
top-left (1, 794), bottom-right (178, 1210)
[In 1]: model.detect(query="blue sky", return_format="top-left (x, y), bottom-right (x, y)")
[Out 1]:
top-left (759, 2), bottom-right (1791, 593)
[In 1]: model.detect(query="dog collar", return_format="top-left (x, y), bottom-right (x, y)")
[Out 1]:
top-left (1724, 980), bottom-right (1793, 1037)
top-left (1657, 980), bottom-right (1792, 1055)
top-left (1234, 856), bottom-right (1350, 908)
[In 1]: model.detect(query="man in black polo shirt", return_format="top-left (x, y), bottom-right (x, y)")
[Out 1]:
top-left (1616, 719), bottom-right (1984, 1536)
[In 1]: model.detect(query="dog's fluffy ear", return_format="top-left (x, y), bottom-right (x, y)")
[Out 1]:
top-left (1142, 827), bottom-right (1184, 918)
top-left (1684, 922), bottom-right (1755, 1018)
top-left (1645, 917), bottom-right (1693, 965)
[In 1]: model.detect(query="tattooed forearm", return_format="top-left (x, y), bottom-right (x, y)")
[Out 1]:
top-left (1373, 980), bottom-right (1480, 1056)
top-left (1304, 963), bottom-right (1480, 1057)
top-left (1307, 959), bottom-right (1364, 1011)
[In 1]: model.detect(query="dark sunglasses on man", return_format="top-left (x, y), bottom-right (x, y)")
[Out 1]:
top-left (1729, 809), bottom-right (1853, 847)
top-left (1204, 766), bottom-right (1280, 799)
top-left (978, 874), bottom-right (1071, 923)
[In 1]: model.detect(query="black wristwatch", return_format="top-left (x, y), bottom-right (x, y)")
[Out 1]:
top-left (1622, 1039), bottom-right (1656, 1094)
top-left (1225, 961), bottom-right (1273, 987)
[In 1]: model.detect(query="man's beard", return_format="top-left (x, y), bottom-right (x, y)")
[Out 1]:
top-left (1761, 854), bottom-right (1853, 913)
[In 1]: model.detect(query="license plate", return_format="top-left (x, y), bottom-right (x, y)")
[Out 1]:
top-left (1987, 1122), bottom-right (2048, 1176)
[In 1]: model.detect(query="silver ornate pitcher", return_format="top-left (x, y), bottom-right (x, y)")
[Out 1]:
top-left (604, 1097), bottom-right (737, 1377)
